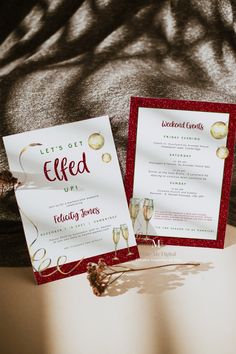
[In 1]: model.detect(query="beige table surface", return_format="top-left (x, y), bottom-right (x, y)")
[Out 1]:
top-left (0, 225), bottom-right (236, 354)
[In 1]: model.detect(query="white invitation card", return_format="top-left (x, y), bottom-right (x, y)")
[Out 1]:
top-left (4, 116), bottom-right (139, 284)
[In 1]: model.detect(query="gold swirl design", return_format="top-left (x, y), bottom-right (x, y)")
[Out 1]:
top-left (16, 143), bottom-right (84, 278)
top-left (19, 143), bottom-right (42, 185)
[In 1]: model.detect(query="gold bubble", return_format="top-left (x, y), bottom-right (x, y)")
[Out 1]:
top-left (88, 133), bottom-right (105, 150)
top-left (210, 121), bottom-right (228, 139)
top-left (102, 153), bottom-right (112, 163)
top-left (216, 146), bottom-right (229, 159)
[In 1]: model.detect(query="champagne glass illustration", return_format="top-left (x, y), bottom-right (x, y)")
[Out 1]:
top-left (112, 227), bottom-right (121, 260)
top-left (120, 224), bottom-right (133, 256)
top-left (143, 198), bottom-right (154, 239)
top-left (129, 198), bottom-right (140, 229)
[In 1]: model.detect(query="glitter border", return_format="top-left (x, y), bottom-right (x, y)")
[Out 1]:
top-left (125, 97), bottom-right (236, 249)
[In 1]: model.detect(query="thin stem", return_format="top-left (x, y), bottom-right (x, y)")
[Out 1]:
top-left (132, 218), bottom-right (135, 228)
top-left (145, 220), bottom-right (148, 239)
top-left (108, 272), bottom-right (125, 286)
top-left (106, 262), bottom-right (200, 276)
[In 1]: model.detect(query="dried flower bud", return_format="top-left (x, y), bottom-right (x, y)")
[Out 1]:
top-left (86, 260), bottom-right (200, 297)
top-left (92, 287), bottom-right (102, 296)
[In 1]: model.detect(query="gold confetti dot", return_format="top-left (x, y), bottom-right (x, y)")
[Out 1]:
top-left (102, 153), bottom-right (112, 163)
top-left (210, 122), bottom-right (228, 139)
top-left (88, 133), bottom-right (105, 150)
top-left (216, 146), bottom-right (229, 159)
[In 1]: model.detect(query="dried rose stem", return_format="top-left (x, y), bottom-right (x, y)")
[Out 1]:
top-left (108, 272), bottom-right (125, 286)
top-left (105, 262), bottom-right (200, 276)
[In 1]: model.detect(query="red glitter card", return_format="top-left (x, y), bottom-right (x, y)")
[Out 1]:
top-left (125, 97), bottom-right (236, 248)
